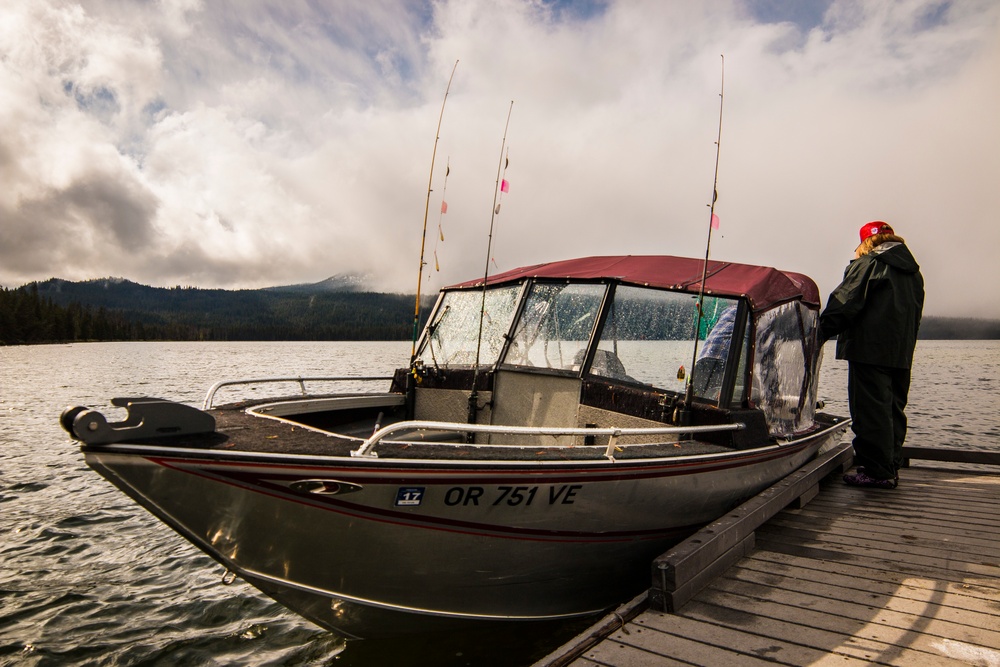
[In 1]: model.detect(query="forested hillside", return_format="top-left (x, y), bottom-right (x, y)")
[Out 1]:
top-left (1, 279), bottom-right (430, 344)
top-left (1, 278), bottom-right (997, 345)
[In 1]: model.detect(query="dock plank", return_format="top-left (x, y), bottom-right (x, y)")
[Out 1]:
top-left (535, 462), bottom-right (1000, 667)
top-left (676, 594), bottom-right (982, 666)
top-left (629, 610), bottom-right (878, 666)
top-left (758, 511), bottom-right (1000, 560)
top-left (761, 505), bottom-right (1000, 554)
top-left (585, 617), bottom-right (788, 667)
top-left (740, 551), bottom-right (1000, 616)
top-left (703, 572), bottom-right (1000, 649)
top-left (580, 641), bottom-right (690, 667)
top-left (755, 523), bottom-right (1000, 580)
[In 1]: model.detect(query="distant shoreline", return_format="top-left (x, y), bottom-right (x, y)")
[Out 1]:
top-left (913, 317), bottom-right (1000, 340)
top-left (3, 318), bottom-right (996, 347)
top-left (5, 334), bottom-right (1000, 347)
top-left (2, 279), bottom-right (997, 345)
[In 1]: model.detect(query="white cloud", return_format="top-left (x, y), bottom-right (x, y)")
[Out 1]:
top-left (0, 0), bottom-right (997, 317)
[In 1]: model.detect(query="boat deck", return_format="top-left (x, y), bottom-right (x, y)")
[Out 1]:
top-left (171, 398), bottom-right (767, 461)
top-left (536, 449), bottom-right (1000, 666)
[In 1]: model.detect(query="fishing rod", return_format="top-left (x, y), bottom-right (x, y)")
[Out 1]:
top-left (410, 60), bottom-right (459, 365)
top-left (432, 157), bottom-right (451, 274)
top-left (682, 54), bottom-right (725, 420)
top-left (468, 100), bottom-right (514, 437)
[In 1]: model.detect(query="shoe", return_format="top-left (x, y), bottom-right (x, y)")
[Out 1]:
top-left (856, 466), bottom-right (899, 485)
top-left (843, 471), bottom-right (897, 489)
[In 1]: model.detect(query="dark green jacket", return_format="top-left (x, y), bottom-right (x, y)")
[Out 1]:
top-left (819, 242), bottom-right (924, 369)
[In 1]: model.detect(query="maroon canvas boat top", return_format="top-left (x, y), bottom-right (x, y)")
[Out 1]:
top-left (446, 255), bottom-right (820, 313)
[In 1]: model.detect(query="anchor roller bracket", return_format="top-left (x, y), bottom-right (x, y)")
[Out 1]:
top-left (62, 397), bottom-right (216, 446)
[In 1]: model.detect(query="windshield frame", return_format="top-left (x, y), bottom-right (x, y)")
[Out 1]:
top-left (497, 280), bottom-right (611, 377)
top-left (416, 278), bottom-right (755, 407)
top-left (414, 282), bottom-right (527, 370)
top-left (582, 283), bottom-right (750, 405)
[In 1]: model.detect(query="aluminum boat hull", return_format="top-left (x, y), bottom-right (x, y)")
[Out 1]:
top-left (83, 419), bottom-right (845, 638)
top-left (67, 254), bottom-right (847, 638)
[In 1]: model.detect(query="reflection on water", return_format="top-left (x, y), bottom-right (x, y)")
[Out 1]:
top-left (0, 340), bottom-right (997, 665)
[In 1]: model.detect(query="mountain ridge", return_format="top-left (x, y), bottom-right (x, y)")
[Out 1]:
top-left (1, 276), bottom-right (429, 343)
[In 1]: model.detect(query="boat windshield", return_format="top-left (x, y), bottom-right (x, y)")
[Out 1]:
top-left (501, 282), bottom-right (608, 372)
top-left (591, 286), bottom-right (745, 403)
top-left (417, 285), bottom-right (522, 368)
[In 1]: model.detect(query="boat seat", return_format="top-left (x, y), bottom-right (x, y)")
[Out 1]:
top-left (691, 357), bottom-right (725, 401)
top-left (586, 349), bottom-right (635, 382)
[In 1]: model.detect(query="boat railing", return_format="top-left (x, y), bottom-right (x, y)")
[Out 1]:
top-left (203, 376), bottom-right (394, 410)
top-left (352, 421), bottom-right (745, 462)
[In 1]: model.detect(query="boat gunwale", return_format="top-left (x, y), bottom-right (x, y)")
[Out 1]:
top-left (78, 413), bottom-right (847, 472)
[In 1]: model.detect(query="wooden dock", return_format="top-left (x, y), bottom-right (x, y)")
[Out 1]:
top-left (536, 446), bottom-right (1000, 667)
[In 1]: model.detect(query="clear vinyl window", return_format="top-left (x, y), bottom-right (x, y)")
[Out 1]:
top-left (593, 286), bottom-right (742, 401)
top-left (502, 283), bottom-right (607, 372)
top-left (417, 285), bottom-right (521, 368)
top-left (751, 301), bottom-right (821, 435)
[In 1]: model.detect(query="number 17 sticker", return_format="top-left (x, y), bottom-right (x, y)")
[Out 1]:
top-left (395, 487), bottom-right (424, 507)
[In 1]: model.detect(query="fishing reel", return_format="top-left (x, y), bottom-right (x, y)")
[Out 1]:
top-left (410, 358), bottom-right (445, 385)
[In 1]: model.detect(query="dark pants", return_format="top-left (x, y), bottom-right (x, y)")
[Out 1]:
top-left (847, 361), bottom-right (911, 480)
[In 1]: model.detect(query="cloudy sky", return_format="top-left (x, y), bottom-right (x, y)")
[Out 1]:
top-left (1, 0), bottom-right (998, 317)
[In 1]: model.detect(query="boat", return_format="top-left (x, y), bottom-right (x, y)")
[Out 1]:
top-left (61, 254), bottom-right (848, 639)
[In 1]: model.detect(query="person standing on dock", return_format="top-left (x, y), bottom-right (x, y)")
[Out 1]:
top-left (819, 221), bottom-right (924, 489)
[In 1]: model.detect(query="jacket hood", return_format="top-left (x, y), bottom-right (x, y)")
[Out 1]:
top-left (874, 242), bottom-right (920, 273)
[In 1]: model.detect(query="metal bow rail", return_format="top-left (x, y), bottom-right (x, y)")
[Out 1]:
top-left (203, 376), bottom-right (393, 410)
top-left (351, 420), bottom-right (745, 461)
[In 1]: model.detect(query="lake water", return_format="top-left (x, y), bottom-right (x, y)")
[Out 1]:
top-left (1, 340), bottom-right (998, 666)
